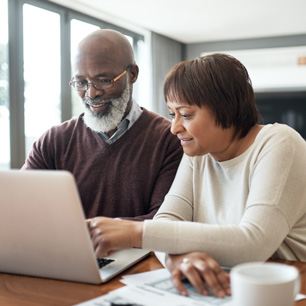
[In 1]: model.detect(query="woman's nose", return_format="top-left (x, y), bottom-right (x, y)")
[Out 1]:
top-left (170, 117), bottom-right (184, 135)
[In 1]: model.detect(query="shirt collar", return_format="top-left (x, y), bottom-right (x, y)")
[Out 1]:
top-left (99, 99), bottom-right (142, 144)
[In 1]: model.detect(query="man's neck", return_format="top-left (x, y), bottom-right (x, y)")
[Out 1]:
top-left (107, 128), bottom-right (117, 138)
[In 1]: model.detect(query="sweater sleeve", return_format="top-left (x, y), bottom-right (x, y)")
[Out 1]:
top-left (21, 129), bottom-right (56, 169)
top-left (143, 206), bottom-right (289, 267)
top-left (143, 125), bottom-right (306, 266)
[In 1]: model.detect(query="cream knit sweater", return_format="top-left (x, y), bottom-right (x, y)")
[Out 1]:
top-left (143, 124), bottom-right (306, 267)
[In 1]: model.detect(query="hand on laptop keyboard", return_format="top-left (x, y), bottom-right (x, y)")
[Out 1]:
top-left (97, 258), bottom-right (114, 269)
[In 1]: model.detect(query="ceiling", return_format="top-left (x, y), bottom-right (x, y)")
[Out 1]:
top-left (50, 0), bottom-right (306, 44)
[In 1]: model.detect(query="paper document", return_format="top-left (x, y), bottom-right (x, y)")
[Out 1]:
top-left (75, 268), bottom-right (233, 306)
top-left (121, 268), bottom-right (232, 305)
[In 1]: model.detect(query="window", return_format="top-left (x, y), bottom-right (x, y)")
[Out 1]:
top-left (23, 4), bottom-right (61, 157)
top-left (70, 19), bottom-right (99, 117)
top-left (0, 0), bottom-right (9, 170)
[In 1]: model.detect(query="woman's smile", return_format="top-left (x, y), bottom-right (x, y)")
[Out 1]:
top-left (178, 136), bottom-right (194, 146)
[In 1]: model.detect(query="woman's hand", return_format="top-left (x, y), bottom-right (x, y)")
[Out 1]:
top-left (165, 252), bottom-right (231, 298)
top-left (86, 217), bottom-right (143, 258)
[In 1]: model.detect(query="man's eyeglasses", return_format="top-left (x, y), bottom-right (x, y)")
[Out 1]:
top-left (69, 65), bottom-right (132, 92)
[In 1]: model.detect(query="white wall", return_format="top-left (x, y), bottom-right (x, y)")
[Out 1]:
top-left (202, 46), bottom-right (306, 92)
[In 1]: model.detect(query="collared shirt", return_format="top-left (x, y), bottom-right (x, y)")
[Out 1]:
top-left (99, 100), bottom-right (143, 144)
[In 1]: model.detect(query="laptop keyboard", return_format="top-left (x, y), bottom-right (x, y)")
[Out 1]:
top-left (97, 258), bottom-right (115, 269)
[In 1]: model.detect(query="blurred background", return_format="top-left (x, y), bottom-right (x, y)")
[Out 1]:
top-left (1, 0), bottom-right (306, 169)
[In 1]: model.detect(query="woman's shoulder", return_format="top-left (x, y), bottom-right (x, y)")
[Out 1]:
top-left (258, 123), bottom-right (304, 143)
top-left (254, 123), bottom-right (306, 158)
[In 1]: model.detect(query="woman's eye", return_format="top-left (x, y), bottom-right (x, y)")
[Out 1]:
top-left (168, 112), bottom-right (191, 120)
top-left (168, 113), bottom-right (175, 119)
top-left (181, 114), bottom-right (190, 119)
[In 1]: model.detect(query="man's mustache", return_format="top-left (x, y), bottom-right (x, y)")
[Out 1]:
top-left (83, 98), bottom-right (112, 106)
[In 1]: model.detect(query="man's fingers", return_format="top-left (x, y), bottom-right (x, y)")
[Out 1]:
top-left (95, 244), bottom-right (108, 258)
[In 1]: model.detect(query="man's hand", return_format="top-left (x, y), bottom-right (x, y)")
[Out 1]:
top-left (165, 252), bottom-right (231, 298)
top-left (86, 217), bottom-right (143, 257)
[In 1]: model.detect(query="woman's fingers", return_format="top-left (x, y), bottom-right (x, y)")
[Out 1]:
top-left (213, 268), bottom-right (231, 296)
top-left (194, 261), bottom-right (228, 297)
top-left (195, 257), bottom-right (231, 297)
top-left (180, 258), bottom-right (210, 295)
top-left (171, 269), bottom-right (189, 296)
top-left (167, 253), bottom-right (231, 297)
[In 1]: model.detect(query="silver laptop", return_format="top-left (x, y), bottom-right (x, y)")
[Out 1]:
top-left (0, 170), bottom-right (150, 284)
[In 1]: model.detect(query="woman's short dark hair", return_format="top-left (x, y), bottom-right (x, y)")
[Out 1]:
top-left (163, 53), bottom-right (261, 138)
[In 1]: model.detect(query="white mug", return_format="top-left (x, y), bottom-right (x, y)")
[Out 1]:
top-left (230, 262), bottom-right (300, 306)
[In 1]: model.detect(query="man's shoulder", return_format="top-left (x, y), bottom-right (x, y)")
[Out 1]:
top-left (39, 114), bottom-right (88, 143)
top-left (134, 108), bottom-right (181, 150)
top-left (139, 108), bottom-right (171, 127)
top-left (49, 114), bottom-right (85, 133)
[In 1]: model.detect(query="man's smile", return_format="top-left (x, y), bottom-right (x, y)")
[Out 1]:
top-left (85, 101), bottom-right (112, 113)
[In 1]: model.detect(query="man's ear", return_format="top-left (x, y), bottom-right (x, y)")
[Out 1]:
top-left (129, 64), bottom-right (139, 84)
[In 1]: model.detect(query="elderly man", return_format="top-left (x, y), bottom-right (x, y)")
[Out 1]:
top-left (22, 29), bottom-right (182, 220)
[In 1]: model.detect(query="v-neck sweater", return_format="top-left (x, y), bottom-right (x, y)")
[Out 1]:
top-left (22, 108), bottom-right (183, 220)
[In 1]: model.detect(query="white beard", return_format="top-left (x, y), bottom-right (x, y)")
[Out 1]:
top-left (82, 79), bottom-right (131, 134)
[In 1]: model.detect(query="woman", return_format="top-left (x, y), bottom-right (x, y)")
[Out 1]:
top-left (87, 53), bottom-right (306, 298)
